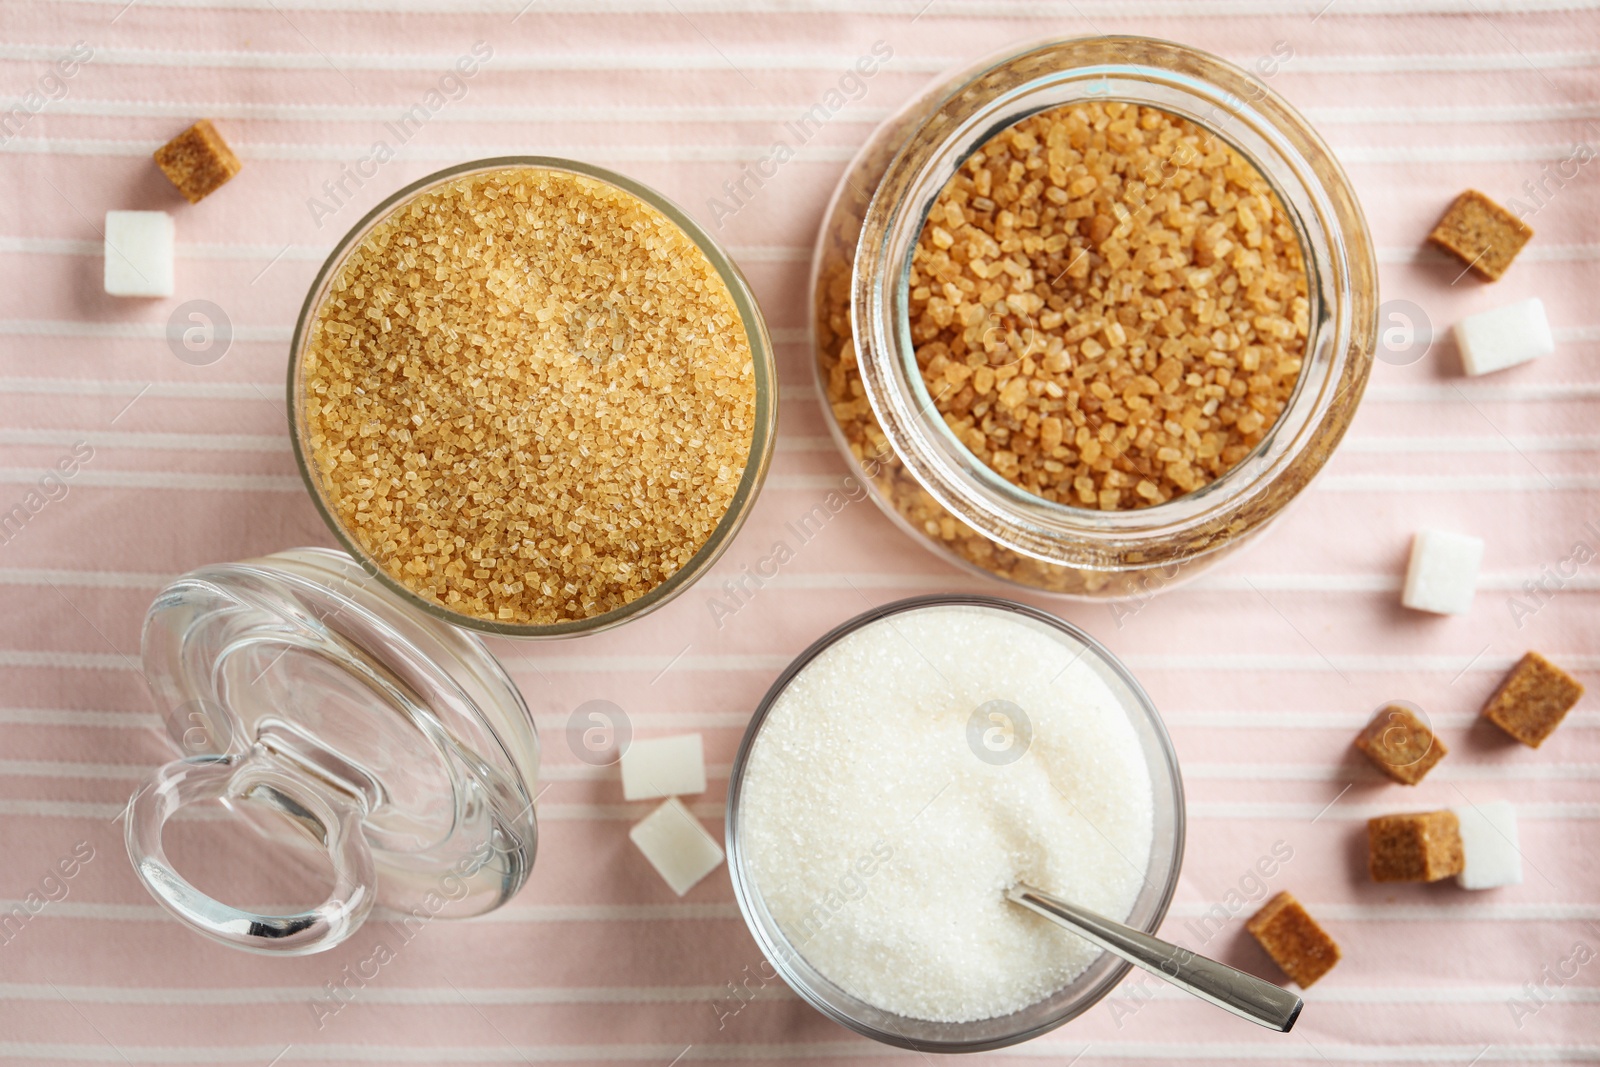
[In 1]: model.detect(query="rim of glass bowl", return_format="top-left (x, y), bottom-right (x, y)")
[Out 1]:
top-left (288, 157), bottom-right (778, 638)
top-left (724, 594), bottom-right (1186, 1053)
top-left (849, 36), bottom-right (1378, 572)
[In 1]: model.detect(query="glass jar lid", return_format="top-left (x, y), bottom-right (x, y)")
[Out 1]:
top-left (126, 547), bottom-right (540, 955)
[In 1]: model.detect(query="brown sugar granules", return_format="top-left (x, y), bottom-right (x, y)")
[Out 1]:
top-left (907, 101), bottom-right (1308, 510)
top-left (303, 167), bottom-right (757, 626)
top-left (1481, 651), bottom-right (1584, 748)
top-left (1427, 189), bottom-right (1533, 282)
top-left (154, 120), bottom-right (242, 204)
top-left (1367, 810), bottom-right (1463, 883)
top-left (1354, 703), bottom-right (1447, 785)
top-left (1246, 891), bottom-right (1340, 988)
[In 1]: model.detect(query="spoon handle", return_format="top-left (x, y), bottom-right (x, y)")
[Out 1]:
top-left (1007, 882), bottom-right (1303, 1032)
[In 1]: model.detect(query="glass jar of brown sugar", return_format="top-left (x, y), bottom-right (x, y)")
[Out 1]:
top-left (811, 36), bottom-right (1377, 599)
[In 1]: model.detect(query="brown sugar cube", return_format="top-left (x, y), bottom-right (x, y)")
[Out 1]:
top-left (1246, 891), bottom-right (1341, 988)
top-left (1354, 703), bottom-right (1447, 785)
top-left (1427, 189), bottom-right (1533, 281)
top-left (1482, 651), bottom-right (1584, 748)
top-left (1367, 810), bottom-right (1463, 882)
top-left (153, 120), bottom-right (241, 204)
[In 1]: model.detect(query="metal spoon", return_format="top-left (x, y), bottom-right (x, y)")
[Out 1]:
top-left (1006, 882), bottom-right (1303, 1032)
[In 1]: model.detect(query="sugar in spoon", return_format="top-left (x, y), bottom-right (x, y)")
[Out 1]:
top-left (1006, 882), bottom-right (1303, 1032)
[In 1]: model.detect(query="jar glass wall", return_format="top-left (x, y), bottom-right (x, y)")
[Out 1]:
top-left (812, 37), bottom-right (1378, 598)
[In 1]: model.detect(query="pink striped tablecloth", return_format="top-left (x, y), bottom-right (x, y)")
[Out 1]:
top-left (2, 1), bottom-right (1598, 1063)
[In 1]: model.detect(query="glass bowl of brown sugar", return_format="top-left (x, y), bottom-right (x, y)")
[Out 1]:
top-left (290, 158), bottom-right (777, 636)
top-left (812, 36), bottom-right (1378, 599)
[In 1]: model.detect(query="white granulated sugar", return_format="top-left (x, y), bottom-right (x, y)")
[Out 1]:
top-left (1454, 297), bottom-right (1553, 377)
top-left (1402, 529), bottom-right (1484, 616)
top-left (1452, 800), bottom-right (1522, 890)
top-left (103, 210), bottom-right (174, 297)
top-left (621, 734), bottom-right (707, 801)
top-left (738, 605), bottom-right (1155, 1024)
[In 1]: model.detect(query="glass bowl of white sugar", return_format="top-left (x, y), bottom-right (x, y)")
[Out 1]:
top-left (725, 595), bottom-right (1184, 1052)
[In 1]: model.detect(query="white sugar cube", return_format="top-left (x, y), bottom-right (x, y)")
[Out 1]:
top-left (1452, 800), bottom-right (1522, 890)
top-left (1454, 298), bottom-right (1553, 376)
top-left (620, 734), bottom-right (706, 801)
top-left (104, 211), bottom-right (174, 297)
top-left (1402, 529), bottom-right (1484, 615)
top-left (629, 797), bottom-right (724, 896)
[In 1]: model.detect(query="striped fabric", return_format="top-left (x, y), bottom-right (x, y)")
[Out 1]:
top-left (2, 1), bottom-right (1598, 1063)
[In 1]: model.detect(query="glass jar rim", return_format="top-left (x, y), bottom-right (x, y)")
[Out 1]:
top-left (849, 36), bottom-right (1377, 567)
top-left (724, 593), bottom-right (1186, 1052)
top-left (287, 156), bottom-right (778, 638)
